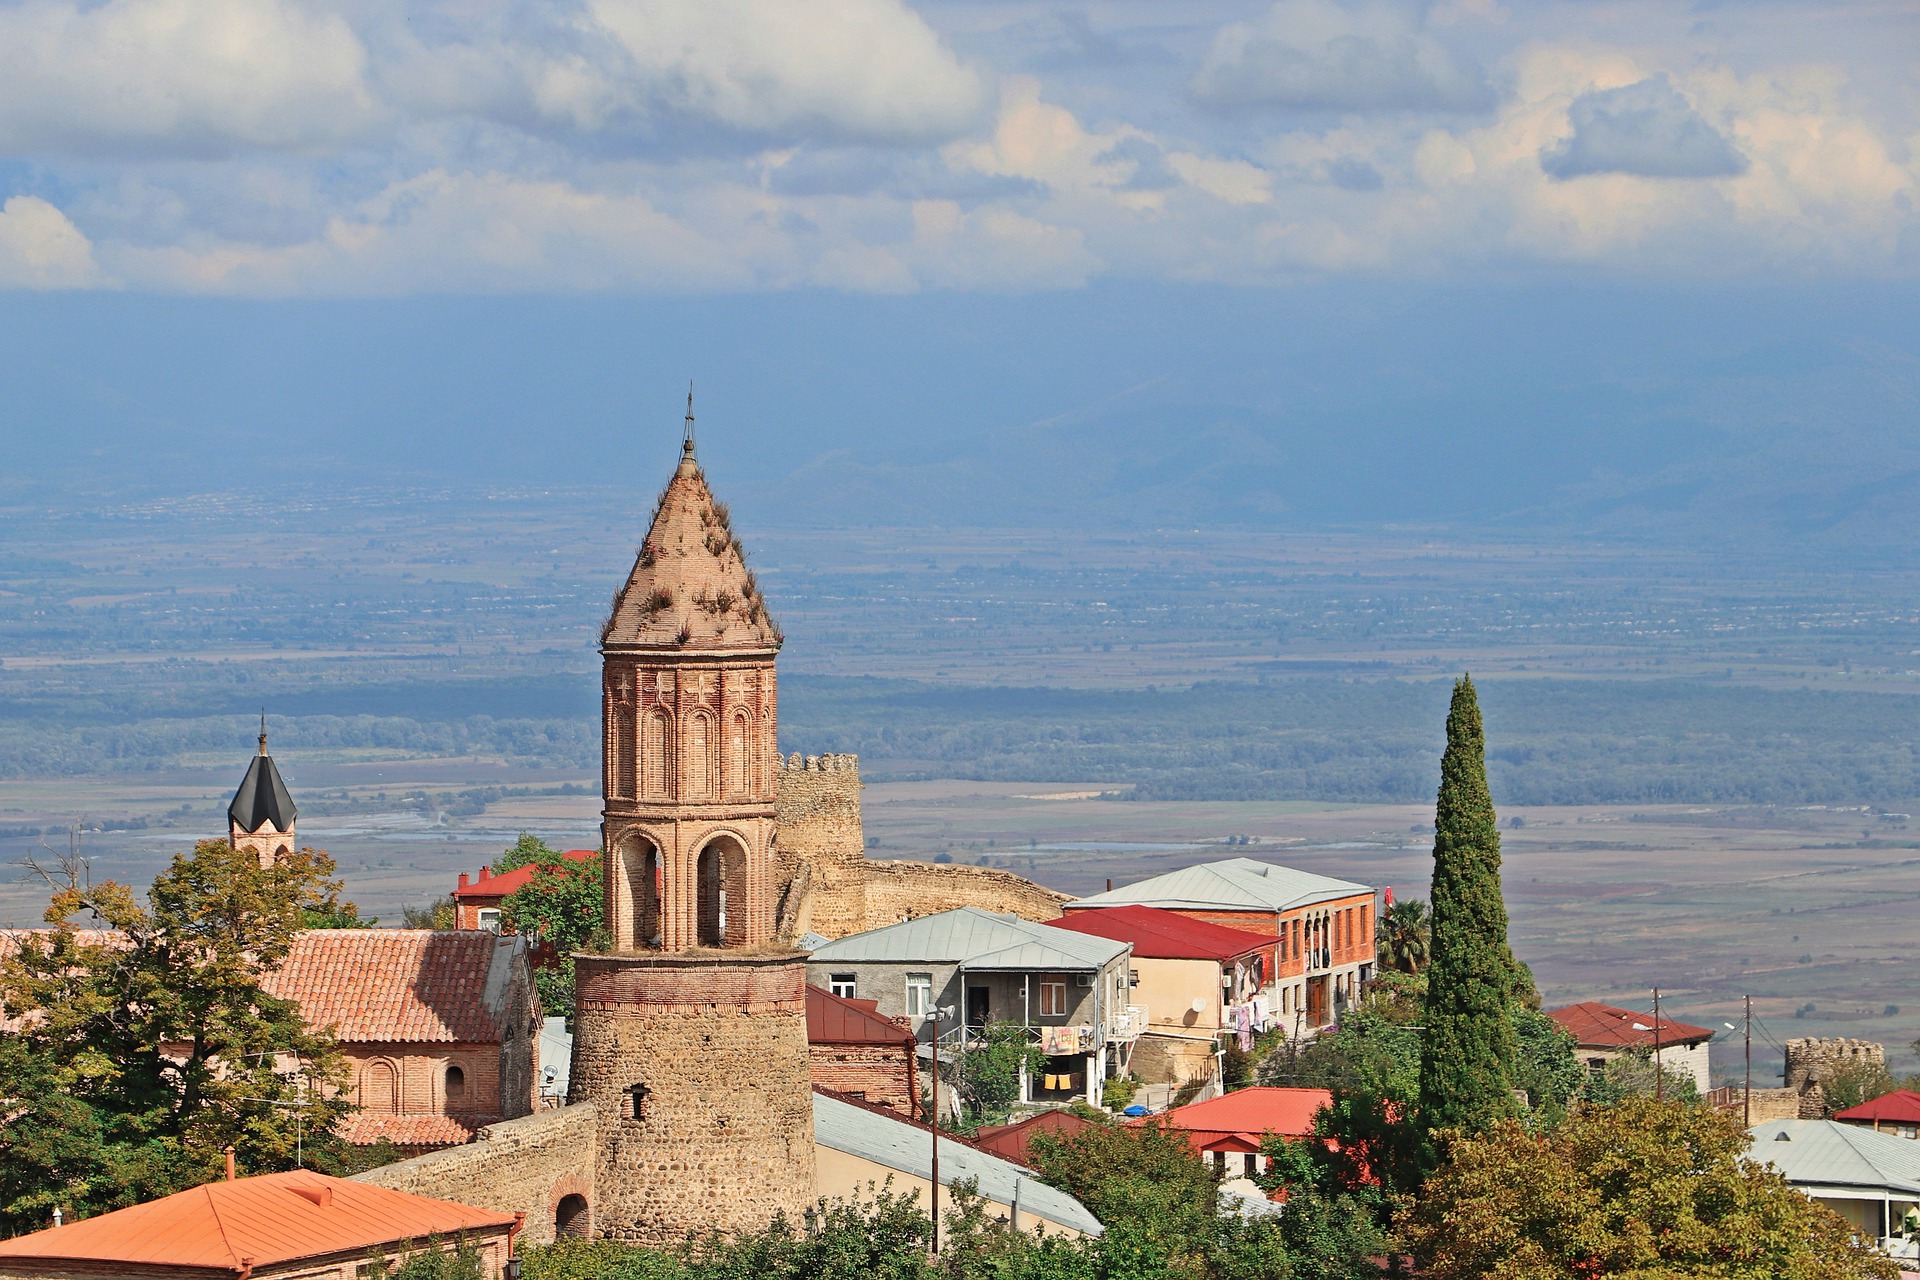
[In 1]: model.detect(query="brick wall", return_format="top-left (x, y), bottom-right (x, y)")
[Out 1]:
top-left (809, 1043), bottom-right (915, 1115)
top-left (351, 1104), bottom-right (597, 1247)
top-left (344, 1044), bottom-right (503, 1120)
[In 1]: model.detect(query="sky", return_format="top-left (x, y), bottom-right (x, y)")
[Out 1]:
top-left (1, 1), bottom-right (1916, 543)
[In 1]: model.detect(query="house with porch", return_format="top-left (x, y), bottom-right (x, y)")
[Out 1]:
top-left (1045, 903), bottom-right (1279, 1086)
top-left (805, 906), bottom-right (1142, 1109)
top-left (1749, 1119), bottom-right (1920, 1264)
top-left (1063, 859), bottom-right (1376, 1034)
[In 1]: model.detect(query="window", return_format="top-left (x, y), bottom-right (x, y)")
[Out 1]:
top-left (1039, 980), bottom-right (1067, 1017)
top-left (905, 973), bottom-right (932, 1018)
top-left (444, 1064), bottom-right (466, 1104)
top-left (623, 1081), bottom-right (651, 1121)
top-left (830, 974), bottom-right (857, 999)
top-left (476, 908), bottom-right (501, 932)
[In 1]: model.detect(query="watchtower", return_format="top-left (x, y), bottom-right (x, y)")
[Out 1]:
top-left (570, 399), bottom-right (816, 1243)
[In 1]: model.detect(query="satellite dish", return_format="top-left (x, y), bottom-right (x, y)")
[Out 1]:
top-left (1191, 998), bottom-right (1208, 1013)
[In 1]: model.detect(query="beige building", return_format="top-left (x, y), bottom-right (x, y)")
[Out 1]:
top-left (1545, 1001), bottom-right (1715, 1094)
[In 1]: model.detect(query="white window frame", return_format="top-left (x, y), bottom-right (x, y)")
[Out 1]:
top-left (829, 974), bottom-right (858, 999)
top-left (476, 908), bottom-right (502, 932)
top-left (1039, 980), bottom-right (1067, 1018)
top-left (905, 973), bottom-right (933, 1018)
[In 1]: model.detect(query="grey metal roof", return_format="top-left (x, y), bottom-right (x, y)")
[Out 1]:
top-left (1065, 858), bottom-right (1370, 914)
top-left (229, 750), bottom-right (296, 833)
top-left (1747, 1120), bottom-right (1920, 1196)
top-left (807, 907), bottom-right (1127, 972)
top-left (812, 1092), bottom-right (1104, 1236)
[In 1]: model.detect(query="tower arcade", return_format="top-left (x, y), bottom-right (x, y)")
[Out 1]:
top-left (569, 406), bottom-right (816, 1244)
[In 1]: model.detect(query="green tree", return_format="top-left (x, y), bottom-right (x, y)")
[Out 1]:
top-left (402, 896), bottom-right (457, 929)
top-left (1823, 1058), bottom-right (1897, 1114)
top-left (1509, 1007), bottom-right (1582, 1124)
top-left (1401, 1097), bottom-right (1896, 1280)
top-left (1027, 1118), bottom-right (1218, 1277)
top-left (1417, 675), bottom-right (1521, 1136)
top-left (494, 832), bottom-right (561, 875)
top-left (387, 1234), bottom-right (486, 1280)
top-left (499, 847), bottom-right (603, 1025)
top-left (1576, 1047), bottom-right (1700, 1108)
top-left (0, 840), bottom-right (353, 1230)
top-left (1375, 898), bottom-right (1430, 976)
top-left (954, 1023), bottom-right (1046, 1126)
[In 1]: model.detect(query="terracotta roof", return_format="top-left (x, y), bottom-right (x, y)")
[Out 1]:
top-left (972, 1109), bottom-right (1098, 1166)
top-left (1045, 904), bottom-right (1278, 962)
top-left (452, 850), bottom-right (597, 902)
top-left (262, 930), bottom-right (528, 1044)
top-left (807, 984), bottom-right (914, 1046)
top-left (0, 1168), bottom-right (513, 1272)
top-left (1135, 1086), bottom-right (1331, 1152)
top-left (602, 437), bottom-right (780, 650)
top-left (1545, 1001), bottom-right (1714, 1050)
top-left (335, 1113), bottom-right (485, 1148)
top-left (1835, 1088), bottom-right (1920, 1126)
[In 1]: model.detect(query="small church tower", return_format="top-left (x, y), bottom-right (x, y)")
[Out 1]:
top-left (229, 716), bottom-right (297, 865)
top-left (570, 398), bottom-right (815, 1243)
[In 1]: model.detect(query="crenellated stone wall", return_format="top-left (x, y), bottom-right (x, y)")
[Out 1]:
top-left (1785, 1036), bottom-right (1886, 1117)
top-left (351, 1103), bottom-right (597, 1246)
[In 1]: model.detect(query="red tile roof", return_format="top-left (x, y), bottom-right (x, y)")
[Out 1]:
top-left (972, 1109), bottom-right (1097, 1166)
top-left (1133, 1086), bottom-right (1331, 1152)
top-left (1835, 1088), bottom-right (1920, 1125)
top-left (807, 984), bottom-right (915, 1046)
top-left (262, 930), bottom-right (524, 1044)
top-left (335, 1112), bottom-right (485, 1148)
top-left (0, 1168), bottom-right (513, 1271)
top-left (1045, 904), bottom-right (1279, 961)
top-left (452, 850), bottom-right (597, 902)
top-left (1545, 1001), bottom-right (1714, 1050)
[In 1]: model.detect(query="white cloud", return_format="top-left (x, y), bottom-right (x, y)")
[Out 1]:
top-left (0, 196), bottom-right (107, 289)
top-left (1541, 74), bottom-right (1746, 180)
top-left (1192, 0), bottom-right (1496, 114)
top-left (0, 0), bottom-right (380, 158)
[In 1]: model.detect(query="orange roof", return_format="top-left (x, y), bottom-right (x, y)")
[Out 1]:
top-left (335, 1112), bottom-right (485, 1148)
top-left (1545, 1001), bottom-right (1714, 1050)
top-left (452, 850), bottom-right (597, 902)
top-left (1835, 1088), bottom-right (1920, 1126)
top-left (807, 984), bottom-right (915, 1046)
top-left (0, 1169), bottom-right (513, 1272)
top-left (262, 930), bottom-right (526, 1044)
top-left (1133, 1086), bottom-right (1331, 1152)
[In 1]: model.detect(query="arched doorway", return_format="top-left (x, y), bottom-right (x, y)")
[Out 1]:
top-left (695, 835), bottom-right (749, 947)
top-left (555, 1193), bottom-right (590, 1239)
top-left (617, 833), bottom-right (661, 949)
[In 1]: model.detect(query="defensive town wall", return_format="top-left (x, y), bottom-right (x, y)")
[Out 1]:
top-left (1785, 1036), bottom-right (1886, 1117)
top-left (773, 753), bottom-right (1069, 938)
top-left (351, 1103), bottom-right (597, 1247)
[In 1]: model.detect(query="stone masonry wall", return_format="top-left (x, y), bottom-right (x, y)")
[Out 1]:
top-left (570, 953), bottom-right (816, 1245)
top-left (351, 1103), bottom-right (597, 1247)
top-left (860, 861), bottom-right (1071, 926)
top-left (1785, 1037), bottom-right (1886, 1117)
top-left (774, 754), bottom-right (869, 938)
top-left (808, 1042), bottom-right (915, 1115)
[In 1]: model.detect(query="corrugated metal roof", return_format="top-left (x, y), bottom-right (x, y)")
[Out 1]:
top-left (0, 1169), bottom-right (514, 1269)
top-left (1747, 1120), bottom-right (1920, 1195)
top-left (808, 984), bottom-right (915, 1045)
top-left (1835, 1089), bottom-right (1920, 1126)
top-left (1064, 859), bottom-right (1371, 914)
top-left (807, 907), bottom-right (1127, 972)
top-left (812, 1091), bottom-right (1103, 1236)
top-left (1047, 905), bottom-right (1278, 961)
top-left (262, 929), bottom-right (526, 1044)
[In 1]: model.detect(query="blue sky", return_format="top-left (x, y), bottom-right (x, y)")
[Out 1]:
top-left (1, 1), bottom-right (1915, 542)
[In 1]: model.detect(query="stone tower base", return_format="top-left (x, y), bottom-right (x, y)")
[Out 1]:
top-left (569, 951), bottom-right (816, 1244)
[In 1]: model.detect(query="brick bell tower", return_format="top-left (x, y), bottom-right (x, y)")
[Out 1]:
top-left (570, 395), bottom-right (816, 1243)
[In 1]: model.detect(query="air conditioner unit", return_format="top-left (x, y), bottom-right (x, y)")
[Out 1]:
top-left (1077, 974), bottom-right (1095, 987)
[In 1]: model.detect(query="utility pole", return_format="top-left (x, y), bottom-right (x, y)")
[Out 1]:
top-left (1745, 994), bottom-right (1753, 1128)
top-left (930, 1003), bottom-right (952, 1255)
top-left (1653, 987), bottom-right (1663, 1103)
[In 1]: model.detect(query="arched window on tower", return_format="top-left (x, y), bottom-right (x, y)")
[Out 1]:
top-left (685, 711), bottom-right (715, 800)
top-left (727, 710), bottom-right (751, 797)
top-left (642, 709), bottom-right (673, 799)
top-left (612, 702), bottom-right (636, 800)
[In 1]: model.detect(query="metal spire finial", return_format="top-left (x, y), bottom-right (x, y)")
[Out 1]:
top-left (258, 709), bottom-right (268, 756)
top-left (683, 381), bottom-right (696, 460)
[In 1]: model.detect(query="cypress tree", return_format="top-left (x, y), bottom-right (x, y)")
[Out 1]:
top-left (1417, 675), bottom-right (1521, 1134)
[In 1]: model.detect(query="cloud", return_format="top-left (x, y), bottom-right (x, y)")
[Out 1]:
top-left (1191, 0), bottom-right (1496, 114)
top-left (0, 196), bottom-right (107, 289)
top-left (1541, 74), bottom-right (1747, 180)
top-left (0, 0), bottom-right (380, 158)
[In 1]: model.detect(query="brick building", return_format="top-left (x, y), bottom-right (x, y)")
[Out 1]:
top-left (263, 929), bottom-right (541, 1150)
top-left (1064, 859), bottom-right (1377, 1033)
top-left (451, 850), bottom-right (598, 931)
top-left (806, 983), bottom-right (919, 1115)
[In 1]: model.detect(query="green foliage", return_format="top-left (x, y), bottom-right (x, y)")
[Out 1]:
top-left (1026, 1118), bottom-right (1218, 1276)
top-left (1508, 1007), bottom-right (1582, 1124)
top-left (1574, 1047), bottom-right (1700, 1108)
top-left (1401, 1097), bottom-right (1897, 1280)
top-left (1375, 898), bottom-right (1429, 976)
top-left (0, 840), bottom-right (354, 1232)
top-left (495, 832), bottom-right (560, 875)
top-left (304, 899), bottom-right (374, 928)
top-left (1822, 1058), bottom-right (1898, 1114)
top-left (1101, 1075), bottom-right (1138, 1112)
top-left (387, 1234), bottom-right (486, 1280)
top-left (498, 847), bottom-right (604, 1025)
top-left (954, 1024), bottom-right (1046, 1126)
top-left (1418, 676), bottom-right (1521, 1136)
top-left (402, 896), bottom-right (457, 929)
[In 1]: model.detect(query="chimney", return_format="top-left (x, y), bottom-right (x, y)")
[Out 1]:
top-left (479, 865), bottom-right (491, 881)
top-left (458, 872), bottom-right (470, 890)
top-left (225, 1146), bottom-right (236, 1181)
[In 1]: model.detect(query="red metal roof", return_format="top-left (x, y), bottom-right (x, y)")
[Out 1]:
top-left (807, 984), bottom-right (915, 1046)
top-left (452, 849), bottom-right (597, 902)
top-left (1545, 1001), bottom-right (1714, 1050)
top-left (0, 1169), bottom-right (513, 1271)
top-left (972, 1109), bottom-right (1097, 1166)
top-left (262, 930), bottom-right (522, 1044)
top-left (1132, 1086), bottom-right (1331, 1152)
top-left (1835, 1088), bottom-right (1920, 1125)
top-left (1044, 904), bottom-right (1278, 961)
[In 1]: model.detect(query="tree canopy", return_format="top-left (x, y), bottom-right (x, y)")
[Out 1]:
top-left (498, 840), bottom-right (603, 1025)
